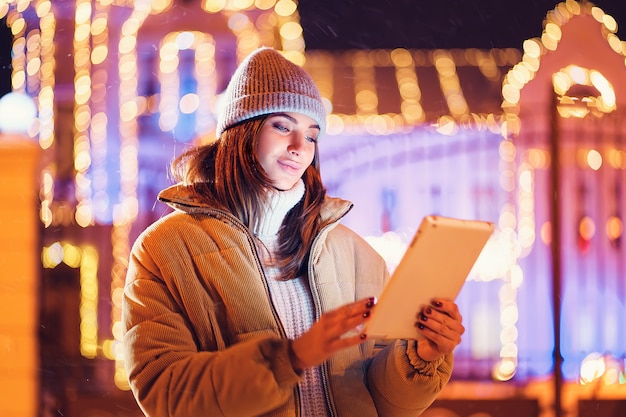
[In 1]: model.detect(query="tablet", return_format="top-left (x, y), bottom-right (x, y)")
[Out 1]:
top-left (364, 215), bottom-right (494, 340)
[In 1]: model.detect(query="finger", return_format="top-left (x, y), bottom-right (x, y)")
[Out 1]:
top-left (430, 299), bottom-right (462, 320)
top-left (418, 309), bottom-right (463, 341)
top-left (322, 298), bottom-right (376, 338)
top-left (417, 319), bottom-right (461, 351)
top-left (421, 304), bottom-right (463, 339)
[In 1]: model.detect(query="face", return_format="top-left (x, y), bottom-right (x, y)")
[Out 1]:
top-left (256, 112), bottom-right (320, 191)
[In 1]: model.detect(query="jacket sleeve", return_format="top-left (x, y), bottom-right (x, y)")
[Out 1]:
top-left (367, 339), bottom-right (453, 416)
top-left (122, 239), bottom-right (301, 417)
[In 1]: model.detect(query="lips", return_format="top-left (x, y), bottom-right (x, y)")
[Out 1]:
top-left (277, 159), bottom-right (300, 173)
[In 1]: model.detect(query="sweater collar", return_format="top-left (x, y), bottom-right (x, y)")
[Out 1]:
top-left (254, 179), bottom-right (305, 237)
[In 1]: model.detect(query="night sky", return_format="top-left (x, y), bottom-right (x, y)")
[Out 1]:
top-left (1, 1), bottom-right (626, 97)
top-left (0, 18), bottom-right (10, 97)
top-left (298, 0), bottom-right (626, 50)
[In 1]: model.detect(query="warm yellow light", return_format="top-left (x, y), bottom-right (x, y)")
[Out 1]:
top-left (355, 90), bottom-right (377, 112)
top-left (115, 366), bottom-right (130, 390)
top-left (492, 358), bottom-right (517, 381)
top-left (152, 0), bottom-right (173, 13)
top-left (233, 0), bottom-right (254, 9)
top-left (91, 45), bottom-right (108, 65)
top-left (586, 149), bottom-right (602, 170)
top-left (75, 2), bottom-right (92, 24)
top-left (36, 0), bottom-right (52, 17)
top-left (580, 352), bottom-right (605, 384)
top-left (228, 12), bottom-right (249, 31)
top-left (390, 48), bottom-right (412, 67)
top-left (279, 21), bottom-right (302, 40)
top-left (204, 0), bottom-right (227, 13)
top-left (75, 203), bottom-right (93, 227)
top-left (606, 216), bottom-right (623, 241)
top-left (159, 56), bottom-right (179, 74)
top-left (74, 109), bottom-right (90, 132)
top-left (522, 39), bottom-right (541, 58)
top-left (545, 22), bottom-right (562, 41)
top-left (527, 148), bottom-right (549, 169)
top-left (274, 0), bottom-right (296, 17)
top-left (435, 116), bottom-right (457, 136)
top-left (255, 0), bottom-right (276, 10)
top-left (63, 243), bottom-right (82, 268)
top-left (607, 148), bottom-right (625, 169)
top-left (602, 13), bottom-right (618, 32)
top-left (118, 36), bottom-right (137, 54)
top-left (502, 83), bottom-right (520, 105)
top-left (607, 33), bottom-right (622, 54)
top-left (10, 16), bottom-right (26, 35)
top-left (120, 100), bottom-right (138, 122)
top-left (121, 17), bottom-right (140, 37)
top-left (552, 71), bottom-right (571, 95)
top-left (579, 216), bottom-right (595, 241)
top-left (91, 17), bottom-right (107, 36)
top-left (74, 149), bottom-right (91, 172)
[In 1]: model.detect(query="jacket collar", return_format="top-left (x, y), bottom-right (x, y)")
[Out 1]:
top-left (158, 183), bottom-right (354, 225)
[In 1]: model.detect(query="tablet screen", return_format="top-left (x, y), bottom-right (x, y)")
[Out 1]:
top-left (364, 215), bottom-right (494, 340)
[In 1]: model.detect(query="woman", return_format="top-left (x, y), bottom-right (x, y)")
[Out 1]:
top-left (122, 47), bottom-right (465, 417)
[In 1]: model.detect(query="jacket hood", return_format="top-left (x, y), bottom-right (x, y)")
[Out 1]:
top-left (157, 183), bottom-right (354, 225)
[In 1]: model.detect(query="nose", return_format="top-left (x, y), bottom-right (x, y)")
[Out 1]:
top-left (288, 133), bottom-right (307, 156)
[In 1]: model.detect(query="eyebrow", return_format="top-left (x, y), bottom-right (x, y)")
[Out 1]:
top-left (272, 113), bottom-right (320, 130)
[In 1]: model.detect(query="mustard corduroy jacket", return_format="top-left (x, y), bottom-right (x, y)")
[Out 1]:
top-left (122, 184), bottom-right (453, 417)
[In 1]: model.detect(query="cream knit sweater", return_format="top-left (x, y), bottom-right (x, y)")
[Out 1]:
top-left (255, 180), bottom-right (329, 417)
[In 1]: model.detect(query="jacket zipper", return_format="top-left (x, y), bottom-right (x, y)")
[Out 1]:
top-left (244, 225), bottom-right (303, 416)
top-left (308, 226), bottom-right (341, 417)
top-left (204, 208), bottom-right (303, 416)
top-left (305, 203), bottom-right (353, 417)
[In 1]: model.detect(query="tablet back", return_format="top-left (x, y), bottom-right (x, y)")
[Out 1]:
top-left (364, 215), bottom-right (494, 340)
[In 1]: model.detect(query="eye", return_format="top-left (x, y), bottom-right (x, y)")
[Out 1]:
top-left (305, 135), bottom-right (318, 144)
top-left (272, 122), bottom-right (290, 133)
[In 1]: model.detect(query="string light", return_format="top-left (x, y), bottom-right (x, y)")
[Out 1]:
top-left (499, 0), bottom-right (626, 381)
top-left (73, 0), bottom-right (94, 228)
top-left (42, 242), bottom-right (99, 359)
top-left (304, 48), bottom-right (517, 136)
top-left (90, 1), bottom-right (111, 224)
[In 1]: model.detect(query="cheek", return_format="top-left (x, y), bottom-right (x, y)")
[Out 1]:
top-left (255, 140), bottom-right (273, 165)
top-left (306, 146), bottom-right (317, 166)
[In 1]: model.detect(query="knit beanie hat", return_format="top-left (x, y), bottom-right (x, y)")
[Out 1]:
top-left (216, 47), bottom-right (326, 137)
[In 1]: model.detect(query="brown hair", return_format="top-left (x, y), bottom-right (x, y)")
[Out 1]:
top-left (171, 115), bottom-right (326, 280)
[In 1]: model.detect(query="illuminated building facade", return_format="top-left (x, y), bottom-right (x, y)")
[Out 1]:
top-left (0, 1), bottom-right (624, 416)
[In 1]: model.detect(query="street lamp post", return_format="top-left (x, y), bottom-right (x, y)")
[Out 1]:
top-left (549, 90), bottom-right (564, 417)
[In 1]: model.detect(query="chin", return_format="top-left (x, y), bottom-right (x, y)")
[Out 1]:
top-left (273, 180), bottom-right (297, 191)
